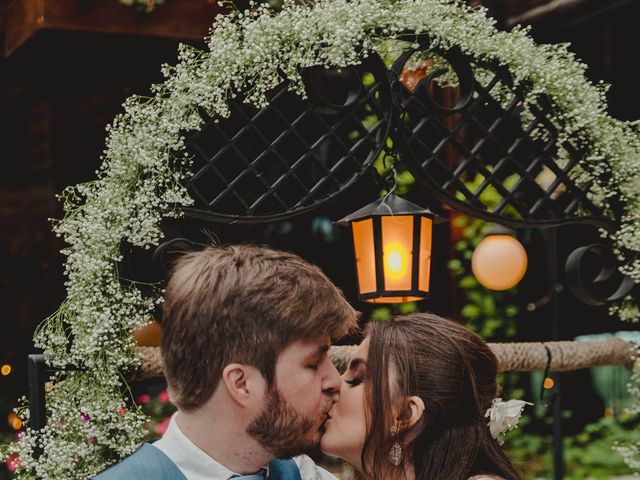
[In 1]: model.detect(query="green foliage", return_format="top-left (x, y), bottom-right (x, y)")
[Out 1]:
top-left (505, 413), bottom-right (640, 479)
top-left (370, 302), bottom-right (418, 322)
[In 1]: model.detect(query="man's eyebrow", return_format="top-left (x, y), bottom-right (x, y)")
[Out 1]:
top-left (305, 344), bottom-right (330, 359)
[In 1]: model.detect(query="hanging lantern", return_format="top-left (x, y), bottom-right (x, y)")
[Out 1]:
top-left (471, 225), bottom-right (528, 291)
top-left (338, 194), bottom-right (436, 303)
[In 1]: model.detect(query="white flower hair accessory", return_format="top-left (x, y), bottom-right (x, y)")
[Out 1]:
top-left (485, 398), bottom-right (533, 439)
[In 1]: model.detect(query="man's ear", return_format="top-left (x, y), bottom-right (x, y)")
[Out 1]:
top-left (221, 363), bottom-right (266, 407)
top-left (398, 395), bottom-right (425, 431)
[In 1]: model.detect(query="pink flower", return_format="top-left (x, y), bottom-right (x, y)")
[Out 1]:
top-left (81, 414), bottom-right (91, 423)
top-left (6, 453), bottom-right (20, 473)
top-left (137, 394), bottom-right (151, 405)
top-left (155, 416), bottom-right (171, 435)
top-left (157, 390), bottom-right (170, 404)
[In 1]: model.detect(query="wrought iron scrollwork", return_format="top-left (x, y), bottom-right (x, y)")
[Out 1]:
top-left (565, 243), bottom-right (635, 305)
top-left (389, 41), bottom-right (610, 232)
top-left (181, 35), bottom-right (621, 239)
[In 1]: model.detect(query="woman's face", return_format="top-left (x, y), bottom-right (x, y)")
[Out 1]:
top-left (320, 338), bottom-right (369, 471)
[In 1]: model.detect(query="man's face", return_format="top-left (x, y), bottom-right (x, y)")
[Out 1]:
top-left (246, 336), bottom-right (341, 457)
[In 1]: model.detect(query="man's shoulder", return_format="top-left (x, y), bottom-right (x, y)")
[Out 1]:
top-left (93, 443), bottom-right (186, 480)
top-left (293, 454), bottom-right (338, 480)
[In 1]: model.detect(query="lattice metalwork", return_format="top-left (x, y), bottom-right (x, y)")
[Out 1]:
top-left (181, 37), bottom-right (613, 231)
top-left (183, 54), bottom-right (391, 223)
top-left (392, 43), bottom-right (611, 231)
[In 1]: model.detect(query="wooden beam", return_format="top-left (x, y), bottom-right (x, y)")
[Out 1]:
top-left (505, 0), bottom-right (638, 27)
top-left (2, 0), bottom-right (225, 58)
top-left (506, 0), bottom-right (591, 27)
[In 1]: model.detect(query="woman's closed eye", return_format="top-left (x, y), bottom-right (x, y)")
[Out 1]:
top-left (344, 376), bottom-right (363, 387)
top-left (344, 358), bottom-right (366, 387)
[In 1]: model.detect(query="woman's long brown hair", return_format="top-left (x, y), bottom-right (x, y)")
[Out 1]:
top-left (359, 313), bottom-right (522, 480)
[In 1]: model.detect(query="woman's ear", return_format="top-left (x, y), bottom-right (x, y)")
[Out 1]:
top-left (399, 395), bottom-right (425, 430)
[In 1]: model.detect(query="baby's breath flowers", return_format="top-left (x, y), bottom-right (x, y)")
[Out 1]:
top-left (4, 0), bottom-right (640, 477)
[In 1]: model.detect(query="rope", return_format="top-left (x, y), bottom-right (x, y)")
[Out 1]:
top-left (134, 338), bottom-right (637, 380)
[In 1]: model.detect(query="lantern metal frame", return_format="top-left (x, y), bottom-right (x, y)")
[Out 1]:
top-left (337, 193), bottom-right (441, 302)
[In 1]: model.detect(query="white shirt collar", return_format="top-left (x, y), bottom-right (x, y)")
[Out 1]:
top-left (153, 413), bottom-right (337, 480)
top-left (154, 412), bottom-right (261, 480)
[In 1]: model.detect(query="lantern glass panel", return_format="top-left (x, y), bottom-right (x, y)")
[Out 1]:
top-left (418, 216), bottom-right (433, 292)
top-left (381, 215), bottom-right (413, 291)
top-left (352, 218), bottom-right (377, 294)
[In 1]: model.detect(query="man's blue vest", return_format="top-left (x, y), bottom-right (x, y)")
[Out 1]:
top-left (93, 443), bottom-right (301, 480)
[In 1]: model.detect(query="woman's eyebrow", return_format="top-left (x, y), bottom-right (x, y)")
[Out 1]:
top-left (348, 358), bottom-right (366, 370)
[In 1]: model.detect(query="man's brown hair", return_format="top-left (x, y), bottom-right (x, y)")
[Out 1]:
top-left (161, 244), bottom-right (358, 411)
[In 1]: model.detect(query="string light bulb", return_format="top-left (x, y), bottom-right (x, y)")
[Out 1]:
top-left (472, 225), bottom-right (527, 291)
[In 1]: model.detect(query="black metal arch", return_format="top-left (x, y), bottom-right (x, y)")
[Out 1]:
top-left (181, 37), bottom-right (614, 233)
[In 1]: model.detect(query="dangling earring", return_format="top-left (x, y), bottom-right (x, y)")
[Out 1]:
top-left (389, 425), bottom-right (402, 466)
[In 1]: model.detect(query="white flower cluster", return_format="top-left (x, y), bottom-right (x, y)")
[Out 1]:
top-left (5, 0), bottom-right (640, 477)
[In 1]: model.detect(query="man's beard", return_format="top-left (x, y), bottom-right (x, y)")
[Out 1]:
top-left (246, 387), bottom-right (331, 458)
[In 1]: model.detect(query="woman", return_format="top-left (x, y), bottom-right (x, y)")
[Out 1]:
top-left (321, 313), bottom-right (525, 480)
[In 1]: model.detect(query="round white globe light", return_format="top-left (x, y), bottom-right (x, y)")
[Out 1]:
top-left (471, 234), bottom-right (528, 291)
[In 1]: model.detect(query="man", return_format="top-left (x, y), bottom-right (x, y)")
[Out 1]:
top-left (95, 244), bottom-right (358, 479)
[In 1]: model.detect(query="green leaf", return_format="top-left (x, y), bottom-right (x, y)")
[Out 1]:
top-left (447, 259), bottom-right (463, 273)
top-left (398, 302), bottom-right (418, 314)
top-left (452, 215), bottom-right (469, 228)
top-left (467, 291), bottom-right (484, 304)
top-left (482, 295), bottom-right (496, 315)
top-left (454, 240), bottom-right (469, 251)
top-left (459, 275), bottom-right (478, 288)
top-left (362, 72), bottom-right (375, 87)
top-left (461, 304), bottom-right (481, 319)
top-left (463, 226), bottom-right (477, 239)
top-left (505, 305), bottom-right (520, 317)
top-left (397, 170), bottom-right (415, 187)
top-left (370, 307), bottom-right (391, 321)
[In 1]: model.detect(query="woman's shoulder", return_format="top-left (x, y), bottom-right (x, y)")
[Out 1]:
top-left (468, 475), bottom-right (505, 480)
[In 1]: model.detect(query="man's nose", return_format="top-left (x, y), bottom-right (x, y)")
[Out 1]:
top-left (323, 358), bottom-right (342, 399)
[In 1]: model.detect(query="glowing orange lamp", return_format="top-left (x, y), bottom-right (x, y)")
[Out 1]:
top-left (471, 225), bottom-right (528, 291)
top-left (133, 320), bottom-right (162, 347)
top-left (338, 194), bottom-right (436, 303)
